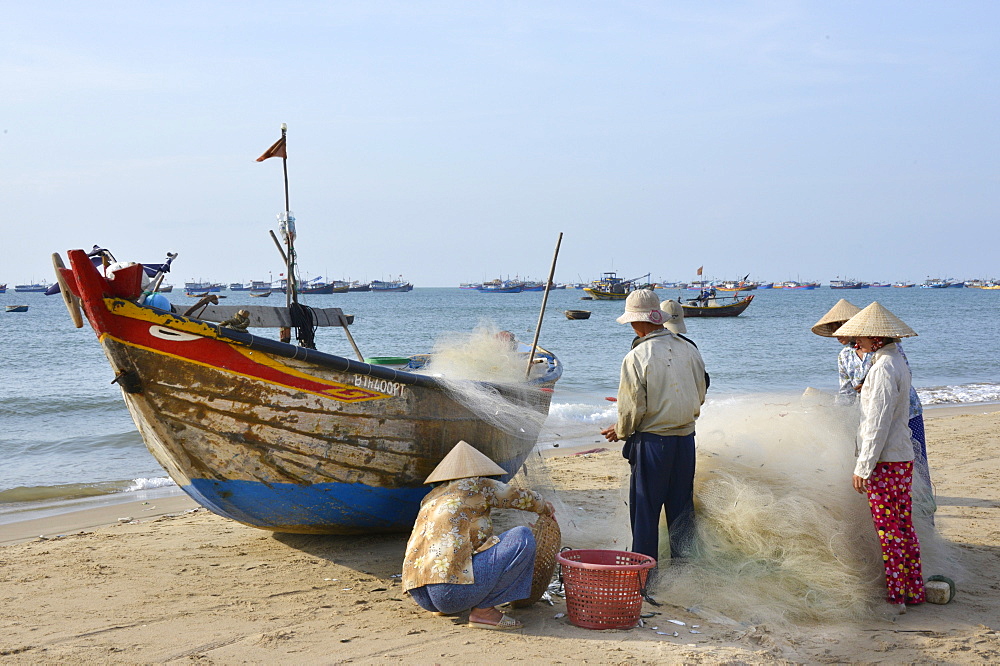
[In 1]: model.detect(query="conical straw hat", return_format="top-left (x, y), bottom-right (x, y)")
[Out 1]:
top-left (832, 301), bottom-right (917, 339)
top-left (424, 440), bottom-right (507, 484)
top-left (810, 299), bottom-right (862, 337)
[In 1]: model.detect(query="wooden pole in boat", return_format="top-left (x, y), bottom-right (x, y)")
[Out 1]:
top-left (269, 230), bottom-right (288, 264)
top-left (526, 232), bottom-right (563, 379)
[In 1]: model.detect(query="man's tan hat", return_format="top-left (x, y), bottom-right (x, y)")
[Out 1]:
top-left (423, 440), bottom-right (507, 484)
top-left (615, 289), bottom-right (664, 325)
top-left (832, 301), bottom-right (917, 339)
top-left (811, 299), bottom-right (862, 337)
top-left (659, 299), bottom-right (687, 334)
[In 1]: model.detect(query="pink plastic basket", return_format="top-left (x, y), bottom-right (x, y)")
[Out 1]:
top-left (556, 549), bottom-right (655, 630)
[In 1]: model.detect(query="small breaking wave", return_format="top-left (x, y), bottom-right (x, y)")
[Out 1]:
top-left (917, 382), bottom-right (1000, 405)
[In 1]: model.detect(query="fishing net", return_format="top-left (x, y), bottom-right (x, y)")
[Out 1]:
top-left (652, 392), bottom-right (961, 626)
top-left (412, 324), bottom-right (961, 625)
top-left (412, 322), bottom-right (627, 548)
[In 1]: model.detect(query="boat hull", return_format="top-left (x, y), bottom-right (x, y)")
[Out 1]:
top-left (681, 294), bottom-right (754, 317)
top-left (582, 288), bottom-right (630, 300)
top-left (58, 249), bottom-right (561, 534)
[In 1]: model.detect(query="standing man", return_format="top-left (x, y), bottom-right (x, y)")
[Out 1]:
top-left (601, 289), bottom-right (707, 563)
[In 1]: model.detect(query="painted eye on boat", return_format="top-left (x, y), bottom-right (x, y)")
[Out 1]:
top-left (148, 326), bottom-right (201, 342)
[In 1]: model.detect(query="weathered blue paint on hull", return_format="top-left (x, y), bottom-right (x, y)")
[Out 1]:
top-left (183, 478), bottom-right (432, 534)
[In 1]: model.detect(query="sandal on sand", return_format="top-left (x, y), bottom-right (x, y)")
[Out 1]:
top-left (467, 614), bottom-right (523, 630)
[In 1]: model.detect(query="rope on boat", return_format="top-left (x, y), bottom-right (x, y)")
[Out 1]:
top-left (289, 302), bottom-right (317, 349)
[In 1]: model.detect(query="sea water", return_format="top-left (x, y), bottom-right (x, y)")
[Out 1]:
top-left (2, 285), bottom-right (999, 524)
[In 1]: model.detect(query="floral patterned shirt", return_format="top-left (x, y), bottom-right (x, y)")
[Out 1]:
top-left (838, 343), bottom-right (922, 418)
top-left (402, 477), bottom-right (548, 591)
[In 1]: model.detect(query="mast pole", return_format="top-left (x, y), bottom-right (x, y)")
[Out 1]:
top-left (278, 123), bottom-right (299, 309)
top-left (526, 232), bottom-right (563, 379)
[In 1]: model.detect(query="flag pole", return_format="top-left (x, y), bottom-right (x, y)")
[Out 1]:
top-left (276, 123), bottom-right (298, 309)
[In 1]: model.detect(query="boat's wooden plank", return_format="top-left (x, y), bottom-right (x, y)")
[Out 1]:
top-left (191, 305), bottom-right (354, 328)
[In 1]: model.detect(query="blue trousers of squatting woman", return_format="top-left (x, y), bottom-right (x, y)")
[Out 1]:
top-left (626, 432), bottom-right (696, 561)
top-left (408, 526), bottom-right (536, 613)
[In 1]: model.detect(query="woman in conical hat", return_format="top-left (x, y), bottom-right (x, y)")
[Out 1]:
top-left (812, 299), bottom-right (865, 399)
top-left (832, 303), bottom-right (926, 612)
top-left (815, 300), bottom-right (934, 502)
top-left (402, 441), bottom-right (555, 630)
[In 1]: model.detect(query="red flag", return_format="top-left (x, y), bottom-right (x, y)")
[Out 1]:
top-left (696, 266), bottom-right (703, 276)
top-left (256, 136), bottom-right (287, 162)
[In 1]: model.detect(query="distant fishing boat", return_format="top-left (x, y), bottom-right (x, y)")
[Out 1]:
top-left (564, 310), bottom-right (591, 320)
top-left (301, 282), bottom-right (348, 294)
top-left (249, 290), bottom-right (272, 297)
top-left (717, 274), bottom-right (756, 291)
top-left (157, 284), bottom-right (174, 293)
top-left (370, 277), bottom-right (414, 292)
top-left (680, 293), bottom-right (755, 318)
top-left (829, 280), bottom-right (868, 289)
top-left (184, 281), bottom-right (223, 293)
top-left (347, 281), bottom-right (370, 292)
top-left (230, 280), bottom-right (272, 291)
top-left (477, 279), bottom-right (523, 293)
top-left (14, 283), bottom-right (49, 292)
top-left (893, 282), bottom-right (916, 288)
top-left (582, 272), bottom-right (653, 300)
top-left (0, 284), bottom-right (6, 293)
top-left (5, 304), bottom-right (29, 312)
top-left (920, 279), bottom-right (950, 289)
top-left (50, 127), bottom-right (562, 535)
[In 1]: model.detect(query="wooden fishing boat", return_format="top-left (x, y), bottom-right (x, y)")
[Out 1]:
top-left (49, 128), bottom-right (562, 535)
top-left (564, 309), bottom-right (591, 320)
top-left (681, 293), bottom-right (754, 318)
top-left (5, 304), bottom-right (29, 312)
top-left (370, 278), bottom-right (414, 292)
top-left (53, 249), bottom-right (562, 534)
top-left (582, 272), bottom-right (653, 300)
top-left (477, 279), bottom-right (523, 293)
top-left (14, 283), bottom-right (49, 292)
top-left (249, 290), bottom-right (272, 297)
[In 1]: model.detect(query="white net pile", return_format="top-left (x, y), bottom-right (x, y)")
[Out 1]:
top-left (415, 322), bottom-right (548, 439)
top-left (654, 392), bottom-right (961, 625)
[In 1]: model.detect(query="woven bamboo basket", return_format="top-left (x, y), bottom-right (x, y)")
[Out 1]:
top-left (511, 514), bottom-right (561, 608)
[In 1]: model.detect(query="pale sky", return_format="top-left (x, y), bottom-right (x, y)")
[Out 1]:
top-left (2, 1), bottom-right (998, 287)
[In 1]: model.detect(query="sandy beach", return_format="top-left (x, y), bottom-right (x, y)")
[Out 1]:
top-left (2, 405), bottom-right (999, 664)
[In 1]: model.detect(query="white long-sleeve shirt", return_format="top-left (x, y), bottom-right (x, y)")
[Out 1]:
top-left (615, 329), bottom-right (707, 439)
top-left (854, 343), bottom-right (915, 479)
